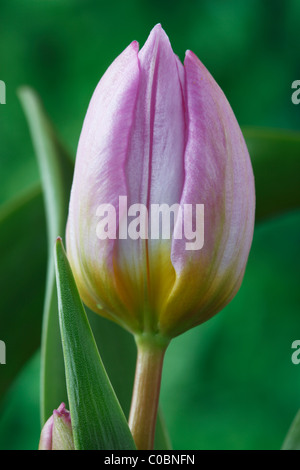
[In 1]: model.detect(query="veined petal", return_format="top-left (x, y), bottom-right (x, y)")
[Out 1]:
top-left (160, 50), bottom-right (255, 337)
top-left (67, 41), bottom-right (141, 331)
top-left (116, 25), bottom-right (186, 330)
top-left (126, 24), bottom-right (185, 208)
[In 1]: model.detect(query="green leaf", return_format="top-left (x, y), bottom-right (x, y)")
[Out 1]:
top-left (282, 410), bottom-right (300, 450)
top-left (0, 186), bottom-right (46, 402)
top-left (244, 128), bottom-right (300, 221)
top-left (19, 87), bottom-right (73, 422)
top-left (55, 237), bottom-right (136, 450)
top-left (87, 312), bottom-right (136, 418)
top-left (18, 87), bottom-right (73, 247)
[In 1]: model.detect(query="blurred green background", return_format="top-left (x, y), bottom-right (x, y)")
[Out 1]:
top-left (0, 0), bottom-right (300, 450)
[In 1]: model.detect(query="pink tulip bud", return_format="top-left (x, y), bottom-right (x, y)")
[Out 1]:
top-left (39, 403), bottom-right (74, 450)
top-left (66, 24), bottom-right (255, 339)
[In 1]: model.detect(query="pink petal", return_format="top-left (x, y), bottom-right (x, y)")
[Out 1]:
top-left (67, 41), bottom-right (141, 328)
top-left (116, 25), bottom-right (186, 324)
top-left (39, 416), bottom-right (54, 450)
top-left (160, 50), bottom-right (255, 336)
top-left (125, 24), bottom-right (185, 208)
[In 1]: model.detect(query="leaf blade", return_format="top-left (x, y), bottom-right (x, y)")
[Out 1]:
top-left (19, 87), bottom-right (73, 422)
top-left (55, 237), bottom-right (136, 450)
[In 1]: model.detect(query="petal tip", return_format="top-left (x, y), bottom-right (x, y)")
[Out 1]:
top-left (130, 40), bottom-right (139, 52)
top-left (146, 23), bottom-right (169, 46)
top-left (184, 49), bottom-right (198, 64)
top-left (152, 23), bottom-right (163, 32)
top-left (139, 23), bottom-right (173, 60)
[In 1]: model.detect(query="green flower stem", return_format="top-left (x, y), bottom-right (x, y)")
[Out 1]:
top-left (129, 334), bottom-right (169, 450)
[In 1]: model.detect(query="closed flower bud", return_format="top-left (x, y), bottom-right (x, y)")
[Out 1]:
top-left (66, 24), bottom-right (255, 340)
top-left (39, 403), bottom-right (74, 450)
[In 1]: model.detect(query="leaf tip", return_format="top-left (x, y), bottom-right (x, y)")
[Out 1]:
top-left (55, 236), bottom-right (65, 263)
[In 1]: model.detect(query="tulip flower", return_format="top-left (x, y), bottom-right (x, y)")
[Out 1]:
top-left (39, 403), bottom-right (74, 450)
top-left (66, 24), bottom-right (255, 449)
